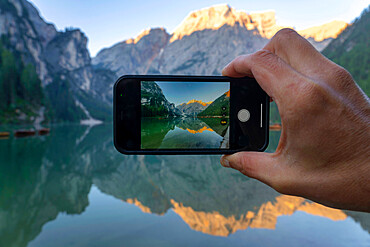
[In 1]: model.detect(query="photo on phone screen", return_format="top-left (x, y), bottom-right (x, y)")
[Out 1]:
top-left (140, 81), bottom-right (230, 149)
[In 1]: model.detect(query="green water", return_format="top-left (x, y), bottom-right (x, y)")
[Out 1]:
top-left (0, 124), bottom-right (369, 247)
top-left (141, 117), bottom-right (229, 149)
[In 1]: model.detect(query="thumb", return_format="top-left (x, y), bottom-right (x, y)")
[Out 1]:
top-left (221, 152), bottom-right (278, 187)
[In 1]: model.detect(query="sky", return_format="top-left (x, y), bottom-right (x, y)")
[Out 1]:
top-left (156, 82), bottom-right (229, 106)
top-left (28, 0), bottom-right (369, 57)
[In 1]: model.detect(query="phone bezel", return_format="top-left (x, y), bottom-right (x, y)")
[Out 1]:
top-left (114, 75), bottom-right (269, 155)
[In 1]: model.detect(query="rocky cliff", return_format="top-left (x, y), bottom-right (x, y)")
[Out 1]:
top-left (177, 100), bottom-right (209, 116)
top-left (0, 0), bottom-right (115, 123)
top-left (92, 28), bottom-right (170, 76)
top-left (141, 81), bottom-right (181, 117)
top-left (92, 4), bottom-right (348, 108)
top-left (93, 4), bottom-right (347, 77)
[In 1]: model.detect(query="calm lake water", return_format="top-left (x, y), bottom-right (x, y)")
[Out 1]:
top-left (141, 117), bottom-right (229, 149)
top-left (0, 124), bottom-right (369, 247)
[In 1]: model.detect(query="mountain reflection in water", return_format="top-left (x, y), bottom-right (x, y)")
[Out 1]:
top-left (0, 124), bottom-right (369, 247)
top-left (141, 117), bottom-right (228, 149)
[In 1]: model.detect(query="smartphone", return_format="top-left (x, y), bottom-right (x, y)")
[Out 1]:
top-left (114, 75), bottom-right (269, 155)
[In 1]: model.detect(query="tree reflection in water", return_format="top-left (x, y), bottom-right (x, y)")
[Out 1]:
top-left (0, 125), bottom-right (368, 247)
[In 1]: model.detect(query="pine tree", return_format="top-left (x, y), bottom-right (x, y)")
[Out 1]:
top-left (0, 49), bottom-right (18, 107)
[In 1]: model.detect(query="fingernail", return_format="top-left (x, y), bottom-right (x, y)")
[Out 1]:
top-left (220, 155), bottom-right (230, 168)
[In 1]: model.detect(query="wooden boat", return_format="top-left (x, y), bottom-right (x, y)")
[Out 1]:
top-left (14, 130), bottom-right (36, 137)
top-left (38, 128), bottom-right (50, 135)
top-left (0, 132), bottom-right (10, 137)
top-left (269, 123), bottom-right (282, 131)
top-left (0, 132), bottom-right (10, 139)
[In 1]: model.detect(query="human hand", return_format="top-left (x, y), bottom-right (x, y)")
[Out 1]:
top-left (221, 28), bottom-right (370, 212)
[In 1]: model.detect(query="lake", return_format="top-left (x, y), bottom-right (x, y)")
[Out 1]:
top-left (0, 124), bottom-right (369, 247)
top-left (141, 117), bottom-right (229, 149)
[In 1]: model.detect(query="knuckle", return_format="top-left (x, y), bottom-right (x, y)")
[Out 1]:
top-left (331, 66), bottom-right (355, 90)
top-left (253, 49), bottom-right (274, 60)
top-left (301, 80), bottom-right (323, 100)
top-left (297, 80), bottom-right (327, 109)
top-left (252, 50), bottom-right (280, 71)
top-left (273, 28), bottom-right (300, 43)
top-left (280, 79), bottom-right (329, 127)
top-left (231, 54), bottom-right (251, 74)
top-left (334, 66), bottom-right (352, 80)
top-left (268, 28), bottom-right (305, 57)
top-left (234, 54), bottom-right (246, 62)
top-left (234, 54), bottom-right (248, 65)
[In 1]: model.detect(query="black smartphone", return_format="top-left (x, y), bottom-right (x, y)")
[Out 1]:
top-left (114, 75), bottom-right (269, 155)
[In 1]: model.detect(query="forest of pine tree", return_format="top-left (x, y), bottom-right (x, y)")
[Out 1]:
top-left (0, 39), bottom-right (45, 124)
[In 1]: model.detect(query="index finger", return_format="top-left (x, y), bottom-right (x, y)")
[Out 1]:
top-left (222, 50), bottom-right (302, 100)
top-left (263, 28), bottom-right (332, 82)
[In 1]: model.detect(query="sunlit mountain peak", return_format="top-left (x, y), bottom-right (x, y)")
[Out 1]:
top-left (298, 20), bottom-right (348, 42)
top-left (186, 99), bottom-right (211, 106)
top-left (126, 27), bottom-right (168, 44)
top-left (170, 4), bottom-right (284, 42)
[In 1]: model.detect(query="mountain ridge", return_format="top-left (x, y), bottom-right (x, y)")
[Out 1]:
top-left (181, 99), bottom-right (211, 106)
top-left (92, 5), bottom-right (348, 103)
top-left (94, 4), bottom-right (347, 60)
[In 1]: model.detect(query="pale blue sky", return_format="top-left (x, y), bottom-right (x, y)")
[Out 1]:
top-left (156, 81), bottom-right (229, 106)
top-left (29, 0), bottom-right (369, 57)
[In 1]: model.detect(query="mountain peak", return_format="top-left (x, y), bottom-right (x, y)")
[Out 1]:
top-left (170, 5), bottom-right (283, 42)
top-left (298, 20), bottom-right (348, 42)
top-left (125, 27), bottom-right (168, 44)
top-left (186, 99), bottom-right (211, 106)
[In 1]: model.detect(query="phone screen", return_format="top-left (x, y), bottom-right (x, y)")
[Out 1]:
top-left (140, 81), bottom-right (230, 149)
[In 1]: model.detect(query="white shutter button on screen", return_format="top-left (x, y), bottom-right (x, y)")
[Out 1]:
top-left (238, 109), bottom-right (250, 122)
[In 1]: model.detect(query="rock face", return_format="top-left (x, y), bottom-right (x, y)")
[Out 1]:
top-left (177, 100), bottom-right (209, 116)
top-left (169, 5), bottom-right (284, 42)
top-left (0, 0), bottom-right (115, 122)
top-left (92, 28), bottom-right (170, 76)
top-left (92, 5), bottom-right (348, 106)
top-left (141, 81), bottom-right (181, 117)
top-left (93, 4), bottom-right (348, 84)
